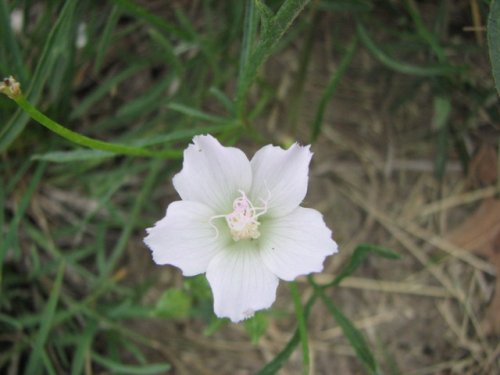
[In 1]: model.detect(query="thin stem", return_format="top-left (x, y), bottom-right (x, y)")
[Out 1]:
top-left (289, 281), bottom-right (310, 375)
top-left (13, 95), bottom-right (181, 159)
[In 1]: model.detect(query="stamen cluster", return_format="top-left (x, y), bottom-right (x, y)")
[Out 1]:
top-left (211, 191), bottom-right (268, 241)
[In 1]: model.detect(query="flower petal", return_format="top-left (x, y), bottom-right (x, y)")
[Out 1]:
top-left (173, 135), bottom-right (252, 212)
top-left (144, 200), bottom-right (226, 276)
top-left (206, 242), bottom-right (279, 322)
top-left (259, 207), bottom-right (338, 281)
top-left (250, 143), bottom-right (312, 217)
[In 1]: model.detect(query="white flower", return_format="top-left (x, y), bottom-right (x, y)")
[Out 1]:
top-left (144, 135), bottom-right (338, 322)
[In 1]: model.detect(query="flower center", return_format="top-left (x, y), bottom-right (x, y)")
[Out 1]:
top-left (210, 191), bottom-right (269, 241)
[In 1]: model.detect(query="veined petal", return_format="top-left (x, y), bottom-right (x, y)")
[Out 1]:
top-left (260, 207), bottom-right (338, 281)
top-left (206, 242), bottom-right (279, 322)
top-left (173, 135), bottom-right (252, 212)
top-left (250, 143), bottom-right (312, 217)
top-left (144, 201), bottom-right (226, 276)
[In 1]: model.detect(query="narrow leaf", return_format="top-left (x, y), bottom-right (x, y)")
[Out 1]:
top-left (25, 261), bottom-right (66, 375)
top-left (167, 102), bottom-right (230, 123)
top-left (94, 5), bottom-right (121, 73)
top-left (71, 321), bottom-right (98, 375)
top-left (433, 96), bottom-right (452, 180)
top-left (319, 292), bottom-right (380, 375)
top-left (329, 243), bottom-right (400, 287)
top-left (112, 0), bottom-right (189, 40)
top-left (236, 0), bottom-right (310, 114)
top-left (92, 353), bottom-right (170, 374)
top-left (0, 0), bottom-right (79, 151)
top-left (256, 295), bottom-right (317, 375)
top-left (32, 149), bottom-right (114, 163)
top-left (311, 37), bottom-right (357, 141)
top-left (289, 281), bottom-right (310, 374)
top-left (356, 19), bottom-right (456, 76)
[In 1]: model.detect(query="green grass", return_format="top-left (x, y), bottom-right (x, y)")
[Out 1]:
top-left (0, 0), bottom-right (497, 374)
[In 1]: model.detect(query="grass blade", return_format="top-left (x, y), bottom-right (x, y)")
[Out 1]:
top-left (256, 295), bottom-right (317, 375)
top-left (310, 37), bottom-right (357, 141)
top-left (70, 321), bottom-right (97, 375)
top-left (0, 0), bottom-right (79, 152)
top-left (237, 0), bottom-right (258, 97)
top-left (94, 5), bottom-right (121, 74)
top-left (25, 260), bottom-right (66, 375)
top-left (317, 289), bottom-right (380, 375)
top-left (70, 63), bottom-right (149, 120)
top-left (326, 243), bottom-right (400, 288)
top-left (236, 0), bottom-right (310, 115)
top-left (91, 353), bottom-right (170, 374)
top-left (1, 162), bottom-right (46, 281)
top-left (289, 281), bottom-right (310, 375)
top-left (32, 149), bottom-right (114, 163)
top-left (102, 158), bottom-right (163, 277)
top-left (167, 102), bottom-right (230, 123)
top-left (402, 0), bottom-right (446, 62)
top-left (433, 96), bottom-right (452, 180)
top-left (356, 19), bottom-right (455, 76)
top-left (112, 0), bottom-right (189, 40)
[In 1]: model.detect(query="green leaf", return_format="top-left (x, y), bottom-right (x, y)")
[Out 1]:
top-left (25, 261), bottom-right (66, 375)
top-left (94, 5), bottom-right (121, 74)
top-left (153, 289), bottom-right (192, 319)
top-left (209, 87), bottom-right (236, 114)
top-left (329, 243), bottom-right (400, 287)
top-left (202, 317), bottom-right (229, 336)
top-left (92, 353), bottom-right (171, 374)
top-left (488, 0), bottom-right (500, 95)
top-left (432, 96), bottom-right (452, 180)
top-left (243, 312), bottom-right (269, 345)
top-left (311, 37), bottom-right (357, 141)
top-left (255, 295), bottom-right (317, 375)
top-left (0, 313), bottom-right (23, 330)
top-left (103, 158), bottom-right (163, 277)
top-left (0, 0), bottom-right (79, 152)
top-left (319, 293), bottom-right (380, 375)
top-left (167, 102), bottom-right (230, 124)
top-left (112, 0), bottom-right (189, 40)
top-left (289, 281), bottom-right (309, 374)
top-left (71, 321), bottom-right (98, 375)
top-left (255, 0), bottom-right (274, 34)
top-left (236, 0), bottom-right (311, 115)
top-left (1, 162), bottom-right (46, 272)
top-left (402, 0), bottom-right (446, 62)
top-left (356, 19), bottom-right (456, 77)
top-left (32, 149), bottom-right (114, 163)
top-left (238, 0), bottom-right (259, 87)
top-left (70, 63), bottom-right (149, 120)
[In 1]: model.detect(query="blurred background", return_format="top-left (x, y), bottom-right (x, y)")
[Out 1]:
top-left (0, 0), bottom-right (499, 374)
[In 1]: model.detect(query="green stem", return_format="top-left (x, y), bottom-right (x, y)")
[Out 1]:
top-left (14, 95), bottom-right (180, 159)
top-left (236, 0), bottom-right (310, 118)
top-left (289, 281), bottom-right (310, 375)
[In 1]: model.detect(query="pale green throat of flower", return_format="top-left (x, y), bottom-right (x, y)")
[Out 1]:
top-left (210, 190), bottom-right (269, 241)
